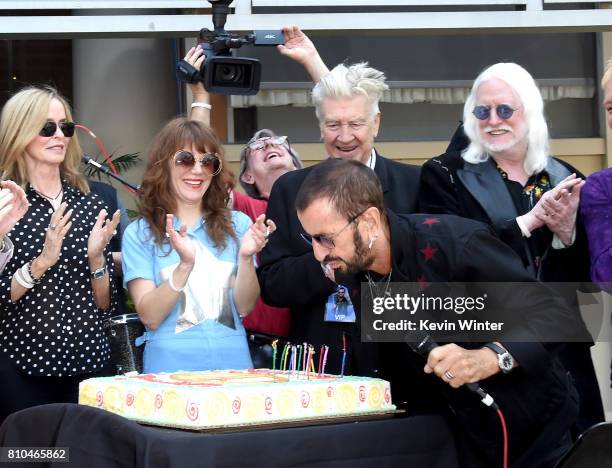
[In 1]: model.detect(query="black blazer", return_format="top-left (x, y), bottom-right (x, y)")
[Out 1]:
top-left (257, 153), bottom-right (420, 374)
top-left (418, 127), bottom-right (590, 283)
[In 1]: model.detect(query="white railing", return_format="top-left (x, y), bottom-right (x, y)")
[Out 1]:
top-left (0, 0), bottom-right (609, 37)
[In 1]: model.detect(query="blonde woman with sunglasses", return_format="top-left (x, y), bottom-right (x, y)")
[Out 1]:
top-left (0, 86), bottom-right (120, 424)
top-left (122, 118), bottom-right (275, 373)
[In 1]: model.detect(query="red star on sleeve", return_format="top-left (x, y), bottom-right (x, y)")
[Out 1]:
top-left (420, 243), bottom-right (438, 261)
top-left (422, 217), bottom-right (440, 227)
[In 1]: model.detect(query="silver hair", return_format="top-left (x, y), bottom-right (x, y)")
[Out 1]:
top-left (239, 128), bottom-right (303, 199)
top-left (312, 62), bottom-right (389, 123)
top-left (462, 62), bottom-right (549, 175)
top-left (602, 57), bottom-right (612, 88)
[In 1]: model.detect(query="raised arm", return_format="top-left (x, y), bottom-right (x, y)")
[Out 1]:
top-left (184, 45), bottom-right (211, 126)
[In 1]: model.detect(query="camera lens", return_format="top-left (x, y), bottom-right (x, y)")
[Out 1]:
top-left (216, 64), bottom-right (244, 83)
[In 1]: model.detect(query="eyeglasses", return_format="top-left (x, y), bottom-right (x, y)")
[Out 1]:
top-left (300, 210), bottom-right (365, 250)
top-left (39, 121), bottom-right (75, 138)
top-left (247, 136), bottom-right (289, 152)
top-left (472, 104), bottom-right (518, 121)
top-left (173, 150), bottom-right (222, 176)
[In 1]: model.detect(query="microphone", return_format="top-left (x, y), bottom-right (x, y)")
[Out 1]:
top-left (82, 154), bottom-right (140, 192)
top-left (406, 333), bottom-right (498, 410)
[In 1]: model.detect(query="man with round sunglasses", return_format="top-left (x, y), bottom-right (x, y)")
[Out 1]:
top-left (419, 62), bottom-right (604, 436)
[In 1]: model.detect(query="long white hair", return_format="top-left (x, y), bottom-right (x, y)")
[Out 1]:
top-left (462, 62), bottom-right (549, 175)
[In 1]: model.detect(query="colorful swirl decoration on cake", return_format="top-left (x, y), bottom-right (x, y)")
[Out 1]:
top-left (205, 392), bottom-right (231, 424)
top-left (186, 401), bottom-right (199, 422)
top-left (336, 384), bottom-right (358, 412)
top-left (162, 390), bottom-right (185, 422)
top-left (277, 390), bottom-right (298, 417)
top-left (104, 386), bottom-right (124, 414)
top-left (134, 388), bottom-right (154, 417)
top-left (245, 395), bottom-right (264, 420)
top-left (368, 382), bottom-right (384, 409)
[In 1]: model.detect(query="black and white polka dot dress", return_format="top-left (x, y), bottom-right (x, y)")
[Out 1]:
top-left (0, 182), bottom-right (116, 377)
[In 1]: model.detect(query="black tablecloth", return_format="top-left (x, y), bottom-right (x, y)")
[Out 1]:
top-left (0, 403), bottom-right (460, 468)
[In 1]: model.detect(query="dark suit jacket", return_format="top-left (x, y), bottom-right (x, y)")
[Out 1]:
top-left (258, 153), bottom-right (420, 374)
top-left (419, 126), bottom-right (590, 283)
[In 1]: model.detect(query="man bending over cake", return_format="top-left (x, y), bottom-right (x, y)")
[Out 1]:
top-left (295, 158), bottom-right (581, 468)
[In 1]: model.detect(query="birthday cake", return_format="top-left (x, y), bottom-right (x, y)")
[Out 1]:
top-left (78, 369), bottom-right (396, 429)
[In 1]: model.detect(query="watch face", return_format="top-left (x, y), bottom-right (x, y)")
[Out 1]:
top-left (500, 354), bottom-right (513, 371)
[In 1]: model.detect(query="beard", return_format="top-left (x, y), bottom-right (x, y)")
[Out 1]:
top-left (481, 124), bottom-right (528, 155)
top-left (324, 228), bottom-right (375, 285)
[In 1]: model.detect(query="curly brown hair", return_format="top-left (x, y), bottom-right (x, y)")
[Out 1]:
top-left (137, 118), bottom-right (237, 250)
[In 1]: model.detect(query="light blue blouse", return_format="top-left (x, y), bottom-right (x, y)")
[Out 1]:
top-left (122, 211), bottom-right (253, 373)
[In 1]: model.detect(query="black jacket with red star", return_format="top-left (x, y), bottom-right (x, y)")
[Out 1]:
top-left (361, 210), bottom-right (579, 468)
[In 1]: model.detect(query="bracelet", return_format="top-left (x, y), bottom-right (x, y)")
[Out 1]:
top-left (26, 260), bottom-right (44, 284)
top-left (168, 271), bottom-right (185, 293)
top-left (191, 102), bottom-right (212, 110)
top-left (13, 268), bottom-right (34, 289)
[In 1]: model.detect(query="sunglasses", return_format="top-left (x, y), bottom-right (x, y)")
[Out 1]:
top-left (247, 136), bottom-right (289, 152)
top-left (173, 150), bottom-right (222, 176)
top-left (39, 121), bottom-right (76, 138)
top-left (300, 210), bottom-right (365, 250)
top-left (472, 104), bottom-right (518, 121)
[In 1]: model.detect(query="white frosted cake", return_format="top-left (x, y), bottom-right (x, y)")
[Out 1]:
top-left (78, 369), bottom-right (396, 429)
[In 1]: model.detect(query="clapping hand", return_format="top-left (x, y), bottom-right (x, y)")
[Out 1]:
top-left (39, 203), bottom-right (73, 269)
top-left (239, 214), bottom-right (277, 258)
top-left (535, 174), bottom-right (584, 245)
top-left (165, 214), bottom-right (196, 267)
top-left (0, 180), bottom-right (29, 238)
top-left (88, 208), bottom-right (121, 260)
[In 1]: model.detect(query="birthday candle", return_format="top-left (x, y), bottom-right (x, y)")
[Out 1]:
top-left (302, 342), bottom-right (308, 376)
top-left (272, 340), bottom-right (278, 373)
top-left (291, 345), bottom-right (297, 374)
top-left (297, 345), bottom-right (303, 374)
top-left (340, 334), bottom-right (347, 377)
top-left (321, 345), bottom-right (329, 375)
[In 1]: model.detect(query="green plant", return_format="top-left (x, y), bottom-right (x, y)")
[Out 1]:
top-left (83, 152), bottom-right (141, 181)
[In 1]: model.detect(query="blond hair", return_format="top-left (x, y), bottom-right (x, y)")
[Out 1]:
top-left (0, 86), bottom-right (89, 193)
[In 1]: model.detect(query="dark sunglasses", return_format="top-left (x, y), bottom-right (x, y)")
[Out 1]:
top-left (173, 150), bottom-right (222, 176)
top-left (300, 210), bottom-right (365, 250)
top-left (39, 121), bottom-right (76, 138)
top-left (472, 104), bottom-right (518, 121)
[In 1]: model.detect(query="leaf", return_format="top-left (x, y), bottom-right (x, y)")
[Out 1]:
top-left (83, 152), bottom-right (142, 182)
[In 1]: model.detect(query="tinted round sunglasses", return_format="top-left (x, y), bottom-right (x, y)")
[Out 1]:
top-left (39, 121), bottom-right (76, 138)
top-left (472, 104), bottom-right (518, 121)
top-left (173, 150), bottom-right (222, 176)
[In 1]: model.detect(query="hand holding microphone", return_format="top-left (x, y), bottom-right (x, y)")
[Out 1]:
top-left (407, 333), bottom-right (498, 409)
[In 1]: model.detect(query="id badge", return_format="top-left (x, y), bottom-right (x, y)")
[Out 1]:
top-left (324, 284), bottom-right (356, 323)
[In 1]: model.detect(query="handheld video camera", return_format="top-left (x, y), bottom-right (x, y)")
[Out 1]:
top-left (176, 0), bottom-right (284, 95)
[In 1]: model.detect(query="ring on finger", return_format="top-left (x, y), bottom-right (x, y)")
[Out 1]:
top-left (444, 370), bottom-right (455, 380)
top-left (263, 227), bottom-right (271, 240)
top-left (49, 224), bottom-right (57, 231)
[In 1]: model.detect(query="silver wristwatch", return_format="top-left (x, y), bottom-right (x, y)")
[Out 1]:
top-left (483, 342), bottom-right (514, 373)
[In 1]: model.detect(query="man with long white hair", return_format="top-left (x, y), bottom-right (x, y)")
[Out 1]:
top-left (419, 62), bottom-right (604, 435)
